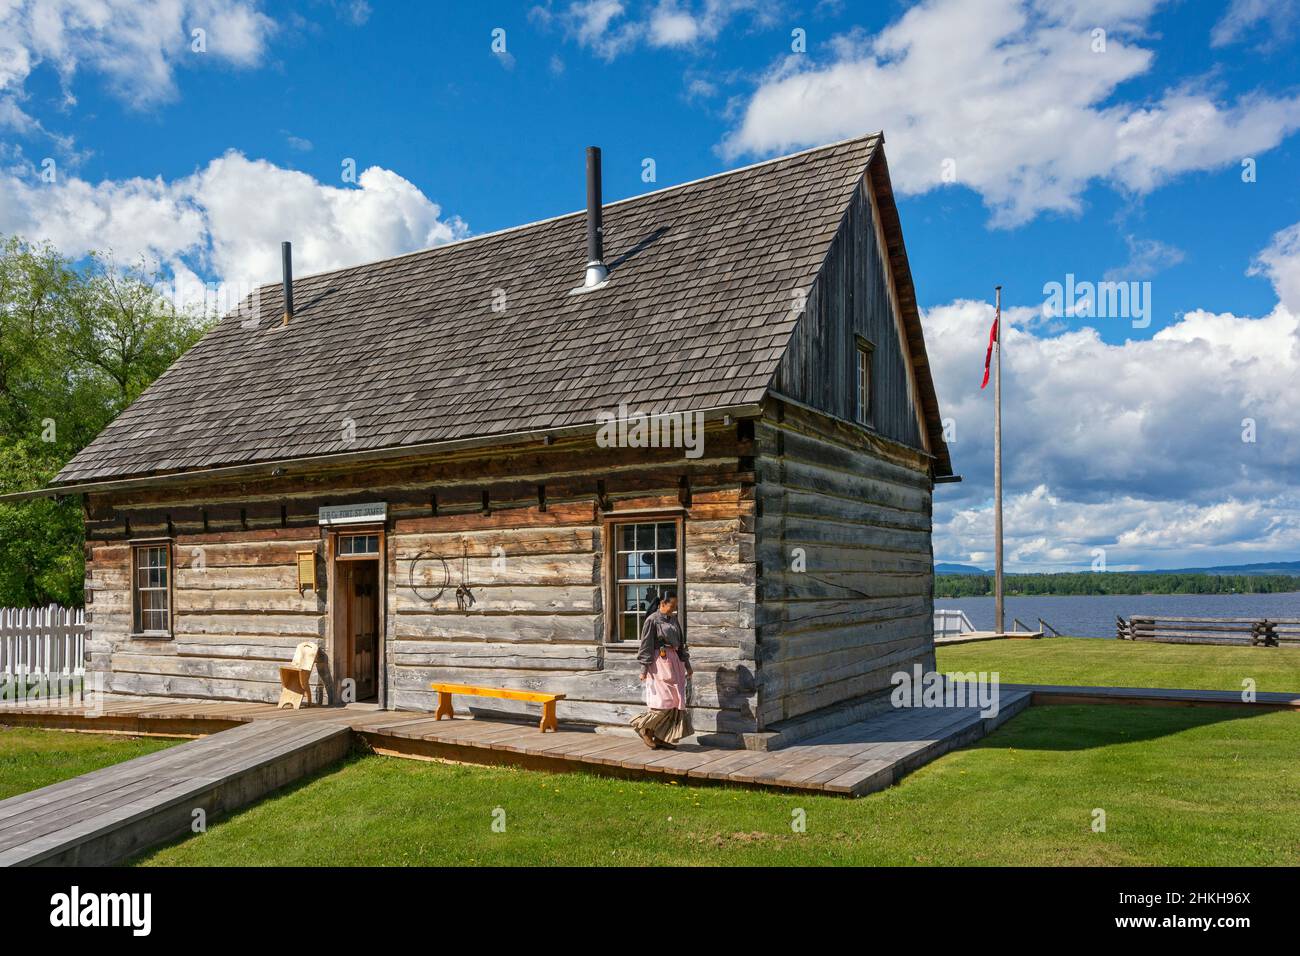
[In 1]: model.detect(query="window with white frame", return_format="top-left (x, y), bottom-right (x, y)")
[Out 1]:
top-left (337, 533), bottom-right (380, 557)
top-left (611, 519), bottom-right (681, 642)
top-left (855, 338), bottom-right (873, 425)
top-left (132, 543), bottom-right (171, 635)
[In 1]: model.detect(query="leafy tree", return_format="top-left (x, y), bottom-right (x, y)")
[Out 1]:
top-left (0, 237), bottom-right (212, 607)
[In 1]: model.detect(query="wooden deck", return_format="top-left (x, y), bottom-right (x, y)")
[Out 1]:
top-left (934, 630), bottom-right (1043, 646)
top-left (0, 691), bottom-right (1031, 864)
top-left (6, 678), bottom-right (1295, 865)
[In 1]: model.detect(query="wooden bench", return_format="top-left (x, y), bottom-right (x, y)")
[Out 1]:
top-left (430, 682), bottom-right (566, 732)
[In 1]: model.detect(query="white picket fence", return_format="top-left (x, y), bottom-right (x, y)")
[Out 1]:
top-left (0, 606), bottom-right (86, 681)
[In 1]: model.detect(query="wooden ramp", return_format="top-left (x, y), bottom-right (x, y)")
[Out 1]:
top-left (0, 715), bottom-right (352, 866)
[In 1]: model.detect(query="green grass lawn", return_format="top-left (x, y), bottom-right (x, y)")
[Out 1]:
top-left (135, 704), bottom-right (1299, 866)
top-left (0, 727), bottom-right (179, 801)
top-left (938, 637), bottom-right (1300, 693)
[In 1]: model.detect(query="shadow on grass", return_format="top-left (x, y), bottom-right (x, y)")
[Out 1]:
top-left (972, 703), bottom-right (1274, 752)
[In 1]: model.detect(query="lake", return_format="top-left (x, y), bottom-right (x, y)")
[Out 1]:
top-left (936, 592), bottom-right (1300, 638)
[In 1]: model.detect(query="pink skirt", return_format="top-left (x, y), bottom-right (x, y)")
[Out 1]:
top-left (642, 646), bottom-right (687, 709)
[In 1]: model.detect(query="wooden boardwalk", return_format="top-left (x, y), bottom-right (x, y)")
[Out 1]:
top-left (0, 690), bottom-right (1032, 864)
top-left (355, 692), bottom-right (1031, 795)
top-left (0, 715), bottom-right (352, 866)
top-left (10, 677), bottom-right (1294, 865)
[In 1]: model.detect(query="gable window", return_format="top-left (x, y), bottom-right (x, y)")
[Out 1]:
top-left (855, 338), bottom-right (873, 425)
top-left (132, 542), bottom-right (172, 636)
top-left (610, 518), bottom-right (684, 642)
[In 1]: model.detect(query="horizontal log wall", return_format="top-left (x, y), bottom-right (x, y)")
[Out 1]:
top-left (86, 530), bottom-right (330, 704)
top-left (754, 399), bottom-right (935, 727)
top-left (385, 487), bottom-right (757, 736)
top-left (84, 423), bottom-right (759, 739)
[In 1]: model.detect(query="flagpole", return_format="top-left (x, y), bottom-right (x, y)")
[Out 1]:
top-left (993, 285), bottom-right (1004, 635)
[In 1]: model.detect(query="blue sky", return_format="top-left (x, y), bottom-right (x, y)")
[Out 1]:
top-left (4, 0), bottom-right (1300, 571)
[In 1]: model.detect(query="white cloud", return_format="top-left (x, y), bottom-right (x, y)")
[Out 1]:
top-left (0, 150), bottom-right (467, 297)
top-left (536, 0), bottom-right (768, 57)
top-left (927, 223), bottom-right (1300, 569)
top-left (940, 486), bottom-right (1300, 570)
top-left (649, 4), bottom-right (702, 47)
top-left (0, 0), bottom-right (274, 130)
top-left (722, 0), bottom-right (1300, 226)
top-left (1251, 222), bottom-right (1300, 315)
top-left (1211, 0), bottom-right (1297, 48)
top-left (1103, 235), bottom-right (1184, 281)
top-left (337, 0), bottom-right (372, 26)
top-left (559, 0), bottom-right (639, 58)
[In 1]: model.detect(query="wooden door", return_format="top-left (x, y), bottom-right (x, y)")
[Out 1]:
top-left (349, 562), bottom-right (379, 701)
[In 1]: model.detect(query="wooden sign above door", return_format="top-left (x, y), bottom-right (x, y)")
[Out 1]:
top-left (318, 502), bottom-right (387, 526)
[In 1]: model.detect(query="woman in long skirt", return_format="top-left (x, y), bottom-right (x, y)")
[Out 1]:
top-left (631, 592), bottom-right (692, 748)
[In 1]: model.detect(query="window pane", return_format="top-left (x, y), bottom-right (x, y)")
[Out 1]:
top-left (134, 545), bottom-right (170, 633)
top-left (657, 552), bottom-right (677, 580)
top-left (339, 534), bottom-right (379, 556)
top-left (620, 585), bottom-right (641, 613)
top-left (857, 346), bottom-right (872, 423)
top-left (612, 521), bottom-right (683, 641)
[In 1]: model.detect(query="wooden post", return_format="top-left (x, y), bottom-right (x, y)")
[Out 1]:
top-left (993, 285), bottom-right (1004, 636)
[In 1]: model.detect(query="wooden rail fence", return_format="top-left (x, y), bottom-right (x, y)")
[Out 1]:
top-left (1117, 615), bottom-right (1299, 647)
top-left (0, 606), bottom-right (86, 681)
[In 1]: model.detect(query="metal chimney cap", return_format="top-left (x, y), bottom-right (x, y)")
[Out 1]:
top-left (578, 145), bottom-right (608, 292)
top-left (280, 240), bottom-right (295, 326)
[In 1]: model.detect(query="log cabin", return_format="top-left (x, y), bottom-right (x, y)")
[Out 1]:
top-left (32, 132), bottom-right (956, 746)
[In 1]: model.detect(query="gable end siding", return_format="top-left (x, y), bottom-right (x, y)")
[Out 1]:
top-left (770, 175), bottom-right (923, 451)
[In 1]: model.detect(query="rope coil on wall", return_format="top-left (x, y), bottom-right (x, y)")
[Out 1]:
top-left (407, 549), bottom-right (451, 604)
top-left (406, 541), bottom-right (476, 611)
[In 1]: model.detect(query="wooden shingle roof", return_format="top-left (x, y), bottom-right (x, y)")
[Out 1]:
top-left (54, 133), bottom-right (952, 486)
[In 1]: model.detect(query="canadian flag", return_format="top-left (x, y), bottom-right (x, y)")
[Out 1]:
top-left (980, 316), bottom-right (999, 389)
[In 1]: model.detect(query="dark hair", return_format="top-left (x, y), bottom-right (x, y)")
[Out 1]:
top-left (658, 591), bottom-right (677, 607)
